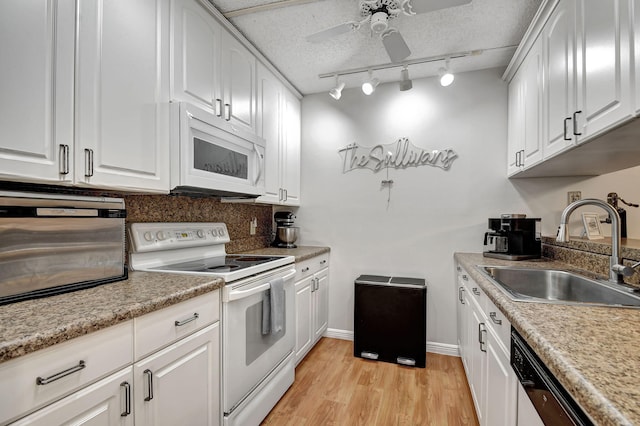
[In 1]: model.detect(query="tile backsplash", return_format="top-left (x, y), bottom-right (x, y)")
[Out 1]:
top-left (124, 194), bottom-right (273, 254)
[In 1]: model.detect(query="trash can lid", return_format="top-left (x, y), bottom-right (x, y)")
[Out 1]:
top-left (355, 275), bottom-right (426, 288)
top-left (390, 276), bottom-right (426, 287)
top-left (355, 275), bottom-right (391, 284)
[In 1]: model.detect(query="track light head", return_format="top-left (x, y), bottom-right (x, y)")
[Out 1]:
top-left (439, 58), bottom-right (455, 87)
top-left (399, 66), bottom-right (412, 91)
top-left (329, 76), bottom-right (345, 100)
top-left (362, 71), bottom-right (379, 95)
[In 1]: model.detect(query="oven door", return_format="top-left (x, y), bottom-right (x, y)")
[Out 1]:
top-left (222, 266), bottom-right (296, 414)
top-left (171, 102), bottom-right (265, 197)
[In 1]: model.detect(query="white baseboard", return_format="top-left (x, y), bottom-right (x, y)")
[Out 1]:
top-left (324, 328), bottom-right (461, 358)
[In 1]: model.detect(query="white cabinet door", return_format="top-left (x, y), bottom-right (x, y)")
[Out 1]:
top-left (0, 0), bottom-right (74, 183)
top-left (294, 275), bottom-right (314, 364)
top-left (281, 91), bottom-right (301, 206)
top-left (456, 283), bottom-right (469, 373)
top-left (12, 368), bottom-right (134, 426)
top-left (75, 0), bottom-right (170, 192)
top-left (543, 0), bottom-right (576, 158)
top-left (485, 328), bottom-right (517, 426)
top-left (575, 0), bottom-right (633, 142)
top-left (171, 0), bottom-right (223, 114)
top-left (313, 268), bottom-right (329, 342)
top-left (520, 37), bottom-right (543, 169)
top-left (507, 73), bottom-right (523, 176)
top-left (468, 305), bottom-right (486, 425)
top-left (256, 64), bottom-right (283, 204)
top-left (134, 323), bottom-right (220, 426)
top-left (222, 33), bottom-right (256, 133)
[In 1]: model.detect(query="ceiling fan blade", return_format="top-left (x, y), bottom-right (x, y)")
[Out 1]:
top-left (381, 29), bottom-right (411, 63)
top-left (306, 22), bottom-right (357, 43)
top-left (404, 0), bottom-right (471, 15)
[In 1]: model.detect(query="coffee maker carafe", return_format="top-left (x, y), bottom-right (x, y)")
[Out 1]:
top-left (272, 211), bottom-right (298, 248)
top-left (483, 214), bottom-right (541, 260)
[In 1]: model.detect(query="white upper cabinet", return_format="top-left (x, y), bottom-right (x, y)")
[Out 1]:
top-left (507, 36), bottom-right (543, 176)
top-left (506, 0), bottom-right (636, 177)
top-left (0, 0), bottom-right (170, 192)
top-left (0, 0), bottom-right (74, 183)
top-left (75, 0), bottom-right (170, 191)
top-left (171, 0), bottom-right (223, 113)
top-left (542, 0), bottom-right (576, 158)
top-left (171, 0), bottom-right (257, 134)
top-left (574, 0), bottom-right (633, 141)
top-left (256, 63), bottom-right (301, 206)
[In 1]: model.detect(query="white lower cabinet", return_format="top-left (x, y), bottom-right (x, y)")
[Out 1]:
top-left (456, 263), bottom-right (517, 426)
top-left (294, 254), bottom-right (330, 364)
top-left (134, 323), bottom-right (220, 426)
top-left (3, 291), bottom-right (221, 425)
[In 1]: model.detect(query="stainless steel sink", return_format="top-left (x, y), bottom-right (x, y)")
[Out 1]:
top-left (478, 266), bottom-right (640, 308)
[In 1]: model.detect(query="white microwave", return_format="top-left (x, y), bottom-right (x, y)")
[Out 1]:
top-left (170, 102), bottom-right (266, 197)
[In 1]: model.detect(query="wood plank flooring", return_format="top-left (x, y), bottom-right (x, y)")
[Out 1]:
top-left (262, 338), bottom-right (479, 426)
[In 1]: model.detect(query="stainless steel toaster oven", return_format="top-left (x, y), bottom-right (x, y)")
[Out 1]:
top-left (0, 191), bottom-right (127, 305)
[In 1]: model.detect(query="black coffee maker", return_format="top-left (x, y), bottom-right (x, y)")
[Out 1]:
top-left (483, 214), bottom-right (541, 260)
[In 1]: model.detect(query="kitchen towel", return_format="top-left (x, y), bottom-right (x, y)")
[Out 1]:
top-left (269, 277), bottom-right (285, 334)
top-left (261, 288), bottom-right (271, 335)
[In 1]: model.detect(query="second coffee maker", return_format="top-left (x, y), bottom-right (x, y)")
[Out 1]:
top-left (483, 214), bottom-right (541, 260)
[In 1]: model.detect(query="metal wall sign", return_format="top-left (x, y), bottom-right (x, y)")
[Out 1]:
top-left (338, 138), bottom-right (458, 173)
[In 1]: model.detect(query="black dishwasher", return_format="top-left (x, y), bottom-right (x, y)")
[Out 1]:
top-left (354, 275), bottom-right (427, 368)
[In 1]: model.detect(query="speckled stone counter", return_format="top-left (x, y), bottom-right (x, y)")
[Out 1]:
top-left (243, 246), bottom-right (330, 263)
top-left (0, 272), bottom-right (223, 364)
top-left (455, 253), bottom-right (640, 426)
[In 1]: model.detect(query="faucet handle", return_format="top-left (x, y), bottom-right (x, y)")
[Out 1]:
top-left (612, 264), bottom-right (637, 277)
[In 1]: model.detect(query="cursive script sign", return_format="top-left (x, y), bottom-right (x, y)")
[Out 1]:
top-left (338, 138), bottom-right (458, 173)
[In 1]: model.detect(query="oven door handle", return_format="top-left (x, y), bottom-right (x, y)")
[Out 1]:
top-left (226, 269), bottom-right (296, 302)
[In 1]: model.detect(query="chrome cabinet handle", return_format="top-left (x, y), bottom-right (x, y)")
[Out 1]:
top-left (472, 288), bottom-right (481, 296)
top-left (462, 275), bottom-right (468, 281)
top-left (314, 277), bottom-right (319, 291)
top-left (489, 312), bottom-right (502, 325)
top-left (301, 266), bottom-right (310, 273)
top-left (84, 148), bottom-right (94, 177)
top-left (215, 99), bottom-right (223, 117)
top-left (284, 189), bottom-right (288, 201)
top-left (320, 260), bottom-right (327, 265)
top-left (279, 188), bottom-right (283, 201)
top-left (144, 369), bottom-right (154, 401)
top-left (457, 266), bottom-right (462, 272)
top-left (120, 381), bottom-right (131, 416)
top-left (59, 144), bottom-right (70, 175)
top-left (175, 312), bottom-right (199, 327)
top-left (458, 287), bottom-right (465, 304)
top-left (563, 117), bottom-right (572, 140)
top-left (573, 110), bottom-right (582, 135)
top-left (36, 360), bottom-right (86, 385)
top-left (478, 323), bottom-right (487, 352)
top-left (224, 103), bottom-right (231, 121)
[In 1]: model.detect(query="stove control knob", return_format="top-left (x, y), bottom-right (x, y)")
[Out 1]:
top-left (156, 231), bottom-right (168, 241)
top-left (196, 230), bottom-right (205, 238)
top-left (143, 231), bottom-right (153, 241)
top-left (218, 228), bottom-right (226, 237)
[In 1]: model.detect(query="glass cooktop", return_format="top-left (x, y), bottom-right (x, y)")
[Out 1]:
top-left (149, 255), bottom-right (285, 274)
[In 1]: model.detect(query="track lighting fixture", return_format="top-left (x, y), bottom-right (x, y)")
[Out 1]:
top-left (329, 75), bottom-right (345, 100)
top-left (399, 65), bottom-right (412, 91)
top-left (362, 71), bottom-right (379, 95)
top-left (439, 58), bottom-right (455, 87)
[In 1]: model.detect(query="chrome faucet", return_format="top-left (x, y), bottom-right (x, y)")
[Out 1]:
top-left (557, 198), bottom-right (635, 284)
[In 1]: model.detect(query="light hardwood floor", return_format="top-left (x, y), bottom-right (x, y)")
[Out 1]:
top-left (262, 338), bottom-right (479, 425)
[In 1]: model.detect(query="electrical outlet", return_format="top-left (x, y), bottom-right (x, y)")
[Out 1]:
top-left (568, 191), bottom-right (582, 204)
top-left (250, 217), bottom-right (257, 235)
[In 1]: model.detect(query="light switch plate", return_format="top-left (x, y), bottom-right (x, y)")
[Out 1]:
top-left (568, 191), bottom-right (582, 204)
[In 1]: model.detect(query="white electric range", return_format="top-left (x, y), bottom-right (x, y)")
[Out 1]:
top-left (129, 222), bottom-right (296, 426)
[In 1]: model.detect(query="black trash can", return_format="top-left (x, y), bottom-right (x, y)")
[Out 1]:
top-left (354, 275), bottom-right (427, 368)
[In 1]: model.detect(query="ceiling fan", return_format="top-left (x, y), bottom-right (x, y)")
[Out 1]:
top-left (306, 0), bottom-right (472, 63)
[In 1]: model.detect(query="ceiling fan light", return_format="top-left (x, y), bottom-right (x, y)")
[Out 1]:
top-left (362, 77), bottom-right (379, 95)
top-left (329, 81), bottom-right (345, 100)
top-left (399, 67), bottom-right (412, 91)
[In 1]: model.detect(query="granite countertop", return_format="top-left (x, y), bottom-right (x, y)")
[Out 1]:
top-left (0, 272), bottom-right (223, 364)
top-left (455, 253), bottom-right (640, 426)
top-left (242, 245), bottom-right (330, 263)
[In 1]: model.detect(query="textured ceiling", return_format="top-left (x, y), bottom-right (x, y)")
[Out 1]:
top-left (208, 0), bottom-right (542, 95)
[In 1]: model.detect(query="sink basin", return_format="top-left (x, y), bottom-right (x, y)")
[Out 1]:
top-left (478, 266), bottom-right (640, 308)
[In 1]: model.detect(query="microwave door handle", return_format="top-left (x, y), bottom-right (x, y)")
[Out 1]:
top-left (254, 145), bottom-right (264, 185)
top-left (227, 269), bottom-right (296, 301)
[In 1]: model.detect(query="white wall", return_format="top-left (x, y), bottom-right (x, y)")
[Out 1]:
top-left (297, 67), bottom-right (640, 348)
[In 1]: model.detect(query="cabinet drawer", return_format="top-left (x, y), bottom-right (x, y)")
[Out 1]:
top-left (295, 253), bottom-right (329, 281)
top-left (486, 297), bottom-right (511, 353)
top-left (134, 291), bottom-right (219, 360)
top-left (0, 321), bottom-right (133, 425)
